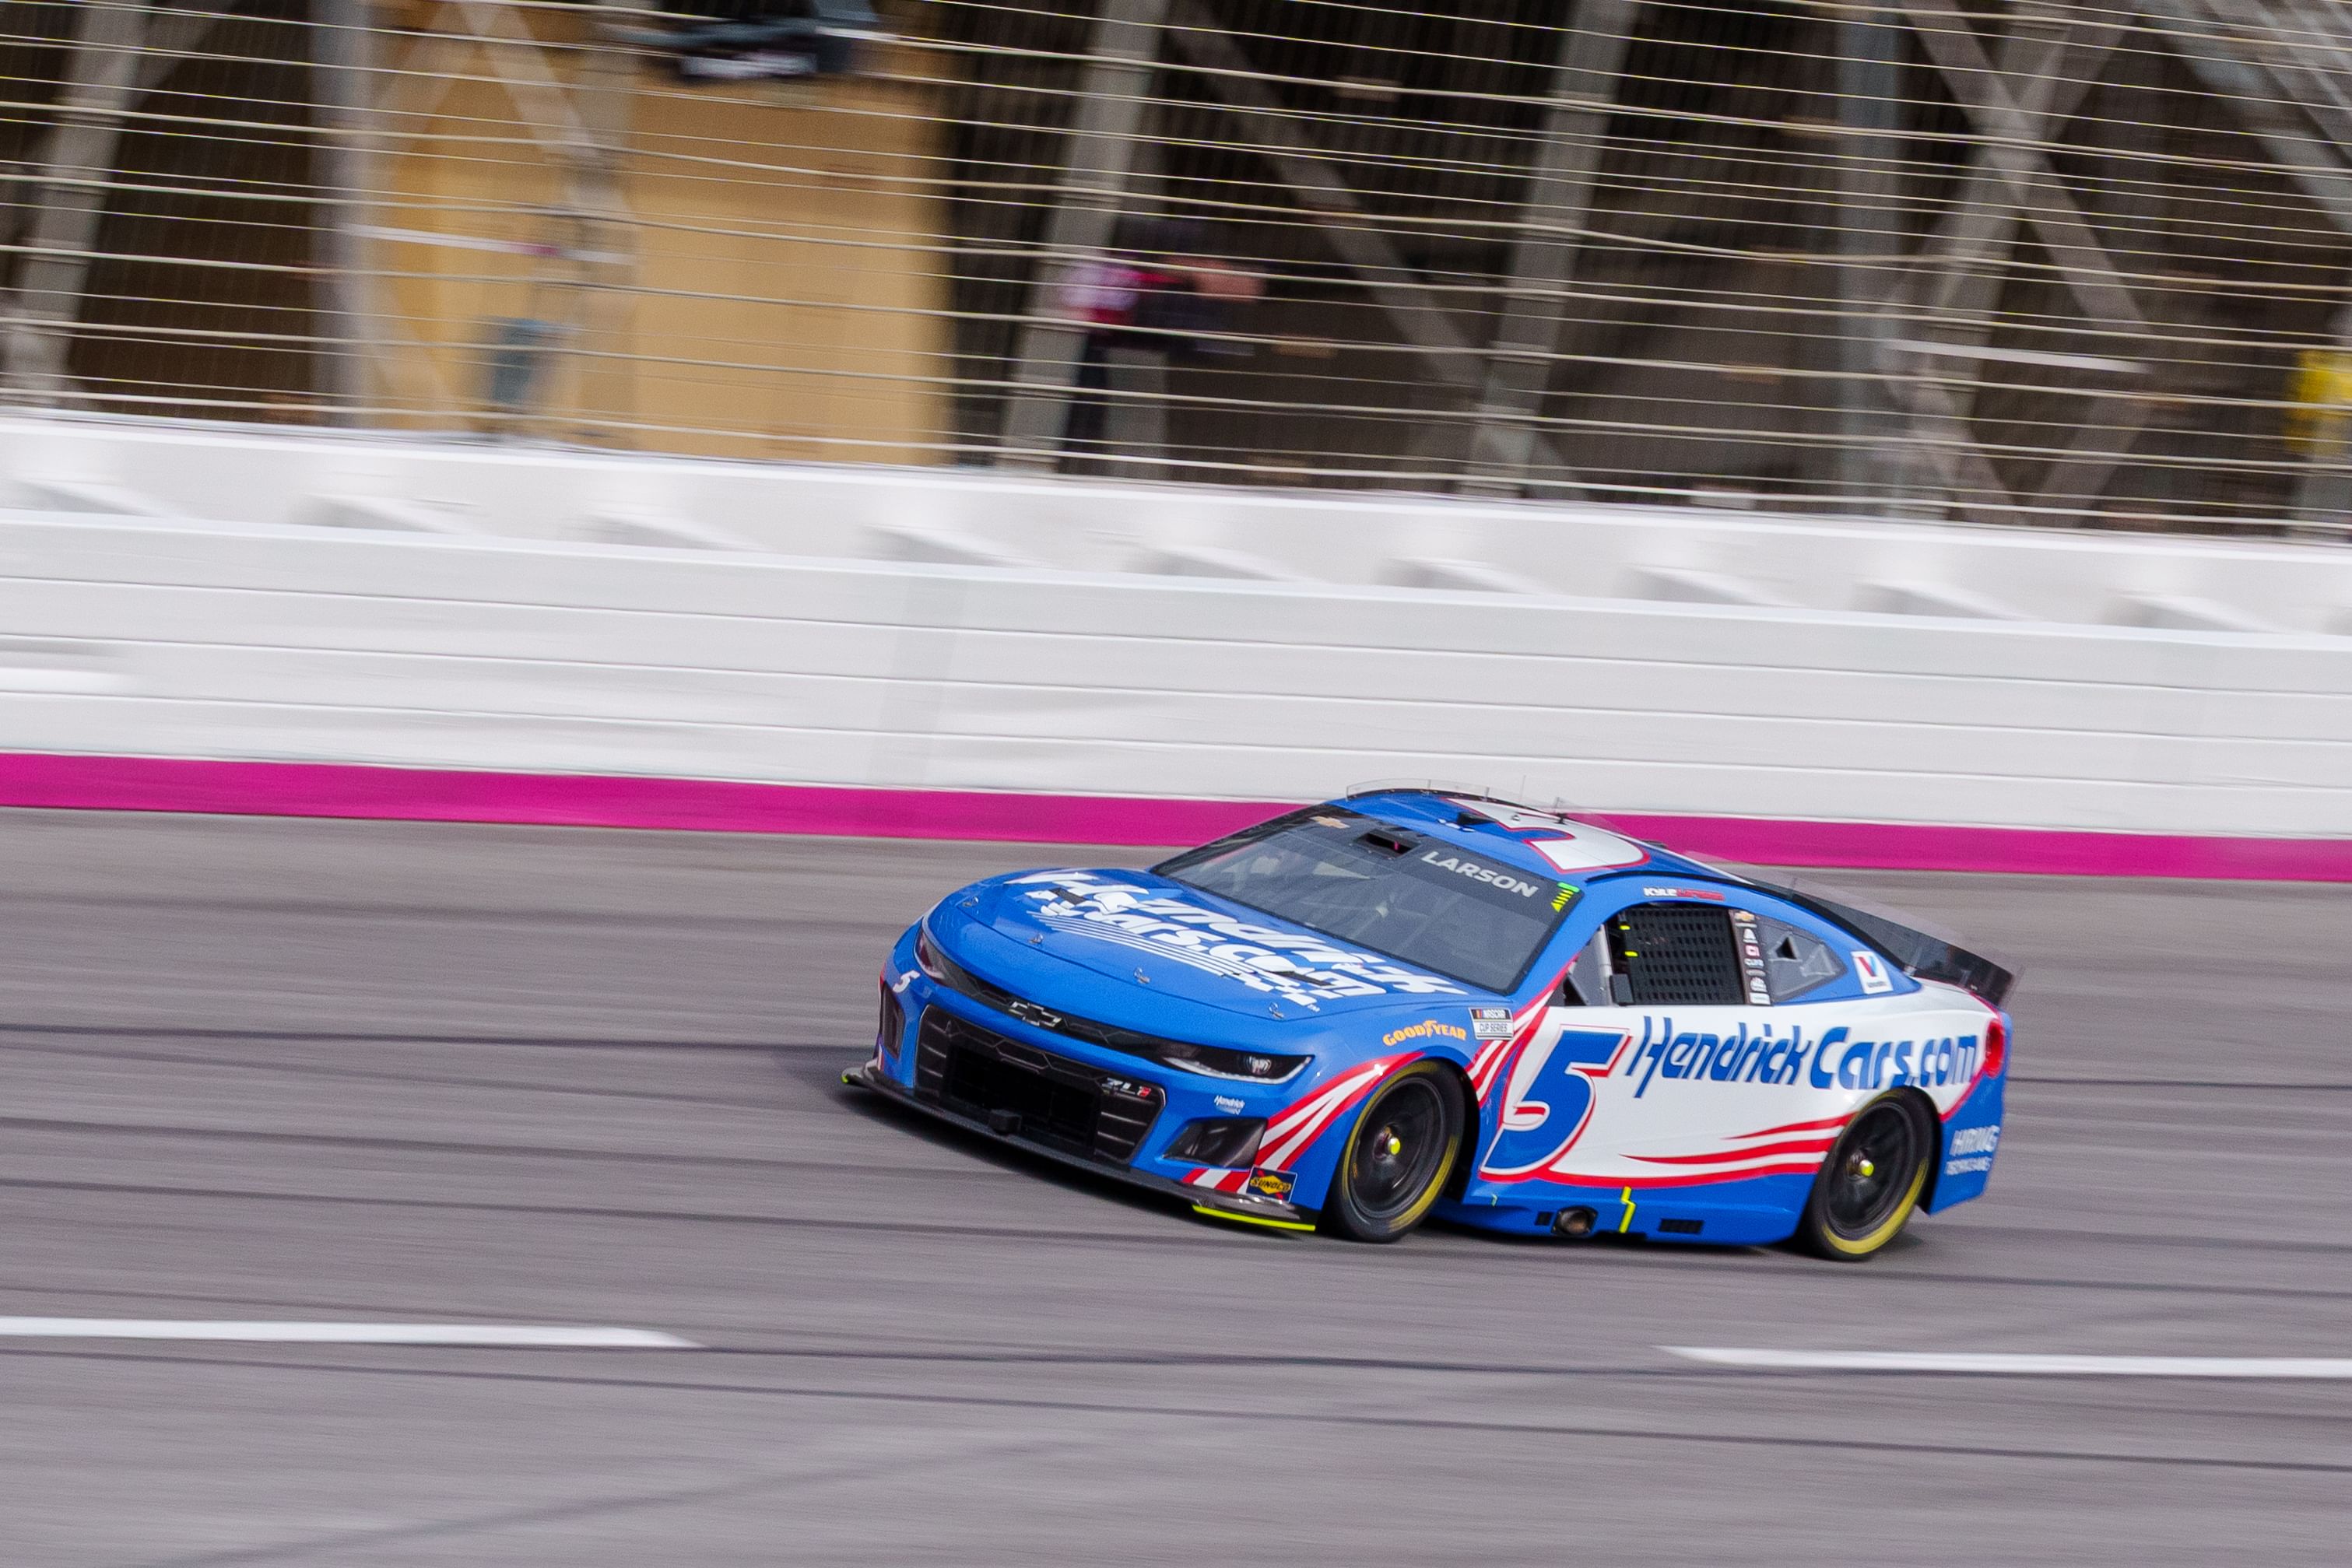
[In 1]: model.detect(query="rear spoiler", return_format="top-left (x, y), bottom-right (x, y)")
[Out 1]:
top-left (1756, 882), bottom-right (2017, 1009)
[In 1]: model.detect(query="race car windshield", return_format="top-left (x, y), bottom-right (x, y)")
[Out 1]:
top-left (1156, 811), bottom-right (1571, 992)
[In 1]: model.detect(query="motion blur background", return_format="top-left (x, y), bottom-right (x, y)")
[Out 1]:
top-left (16, 0), bottom-right (2352, 526)
top-left (2, 5), bottom-right (2351, 1564)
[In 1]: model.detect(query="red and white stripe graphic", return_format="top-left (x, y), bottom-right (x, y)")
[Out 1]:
top-left (1546, 1110), bottom-right (1849, 1190)
top-left (1467, 1037), bottom-right (1513, 1099)
top-left (1622, 1141), bottom-right (1836, 1169)
top-left (1253, 1054), bottom-right (1409, 1172)
top-left (1469, 993), bottom-right (1553, 1102)
top-left (1551, 1160), bottom-right (1826, 1190)
top-left (1728, 1113), bottom-right (1852, 1142)
top-left (1184, 1166), bottom-right (1251, 1194)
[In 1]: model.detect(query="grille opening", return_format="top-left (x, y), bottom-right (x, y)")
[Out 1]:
top-left (1093, 1089), bottom-right (1160, 1163)
top-left (876, 982), bottom-right (904, 1058)
top-left (1658, 1217), bottom-right (1705, 1235)
top-left (915, 1007), bottom-right (1162, 1165)
top-left (945, 1046), bottom-right (1098, 1152)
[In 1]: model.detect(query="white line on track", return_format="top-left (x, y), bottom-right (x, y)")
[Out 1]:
top-left (1667, 1347), bottom-right (2352, 1378)
top-left (0, 1317), bottom-right (699, 1348)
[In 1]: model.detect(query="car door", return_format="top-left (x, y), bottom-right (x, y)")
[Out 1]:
top-left (1473, 886), bottom-right (1829, 1187)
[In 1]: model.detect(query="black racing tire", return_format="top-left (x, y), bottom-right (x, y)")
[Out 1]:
top-left (1795, 1093), bottom-right (1933, 1261)
top-left (1320, 1062), bottom-right (1466, 1243)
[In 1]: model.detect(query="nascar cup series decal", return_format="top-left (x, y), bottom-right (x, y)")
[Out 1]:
top-left (1012, 872), bottom-right (1466, 1008)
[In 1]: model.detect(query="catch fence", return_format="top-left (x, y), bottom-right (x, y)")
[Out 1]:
top-left (7, 0), bottom-right (2352, 532)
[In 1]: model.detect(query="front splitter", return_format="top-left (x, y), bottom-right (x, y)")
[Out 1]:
top-left (843, 1059), bottom-right (1316, 1233)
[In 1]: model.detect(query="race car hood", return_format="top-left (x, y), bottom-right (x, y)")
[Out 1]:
top-left (932, 866), bottom-right (1492, 1020)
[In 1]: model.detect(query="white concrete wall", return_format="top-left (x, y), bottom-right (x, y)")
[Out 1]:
top-left (12, 412), bottom-right (2352, 635)
top-left (1, 507), bottom-right (2347, 836)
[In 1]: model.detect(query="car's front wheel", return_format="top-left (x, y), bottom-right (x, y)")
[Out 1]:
top-left (1320, 1062), bottom-right (1465, 1243)
top-left (1796, 1094), bottom-right (1933, 1260)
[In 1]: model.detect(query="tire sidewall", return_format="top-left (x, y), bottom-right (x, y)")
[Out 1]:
top-left (1321, 1061), bottom-right (1466, 1243)
top-left (1798, 1093), bottom-right (1933, 1261)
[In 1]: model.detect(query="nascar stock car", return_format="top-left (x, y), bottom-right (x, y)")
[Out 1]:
top-left (845, 789), bottom-right (2013, 1259)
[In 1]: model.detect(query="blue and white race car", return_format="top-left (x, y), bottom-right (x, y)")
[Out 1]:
top-left (848, 790), bottom-right (2011, 1258)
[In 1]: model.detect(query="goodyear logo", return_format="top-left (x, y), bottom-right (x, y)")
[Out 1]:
top-left (1381, 1019), bottom-right (1469, 1048)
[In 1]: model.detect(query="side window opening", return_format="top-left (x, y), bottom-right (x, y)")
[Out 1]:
top-left (1606, 903), bottom-right (1746, 1006)
top-left (1555, 926), bottom-right (1610, 1005)
top-left (1751, 914), bottom-right (1845, 1003)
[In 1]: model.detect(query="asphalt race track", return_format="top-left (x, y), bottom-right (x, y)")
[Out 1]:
top-left (2, 811), bottom-right (2348, 1565)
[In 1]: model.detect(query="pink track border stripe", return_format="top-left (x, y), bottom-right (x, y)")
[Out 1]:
top-left (0, 753), bottom-right (2347, 880)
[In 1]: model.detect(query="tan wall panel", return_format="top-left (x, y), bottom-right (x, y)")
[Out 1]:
top-left (369, 8), bottom-right (948, 462)
top-left (371, 30), bottom-right (566, 427)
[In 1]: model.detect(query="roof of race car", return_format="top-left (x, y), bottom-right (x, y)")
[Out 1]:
top-left (1314, 790), bottom-right (2017, 1007)
top-left (1327, 788), bottom-right (1722, 889)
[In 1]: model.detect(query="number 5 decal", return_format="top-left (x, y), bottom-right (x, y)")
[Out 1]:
top-left (1480, 1026), bottom-right (1631, 1180)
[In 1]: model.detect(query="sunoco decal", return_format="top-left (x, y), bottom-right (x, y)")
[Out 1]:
top-left (1245, 1167), bottom-right (1297, 1201)
top-left (1012, 872), bottom-right (1466, 1009)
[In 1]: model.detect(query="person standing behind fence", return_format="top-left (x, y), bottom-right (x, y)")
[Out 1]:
top-left (1054, 220), bottom-right (1261, 474)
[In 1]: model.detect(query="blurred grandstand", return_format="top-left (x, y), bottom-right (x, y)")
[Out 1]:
top-left (8, 0), bottom-right (2352, 531)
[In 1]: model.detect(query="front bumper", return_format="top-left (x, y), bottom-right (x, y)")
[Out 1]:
top-left (843, 1058), bottom-right (1316, 1233)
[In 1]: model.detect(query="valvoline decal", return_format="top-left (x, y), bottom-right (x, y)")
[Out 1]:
top-left (1622, 1018), bottom-right (1984, 1096)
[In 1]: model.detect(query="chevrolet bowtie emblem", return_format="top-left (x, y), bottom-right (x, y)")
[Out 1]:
top-left (1008, 999), bottom-right (1062, 1029)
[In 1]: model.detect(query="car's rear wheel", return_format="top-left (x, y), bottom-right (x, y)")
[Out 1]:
top-left (1796, 1094), bottom-right (1933, 1261)
top-left (1320, 1062), bottom-right (1464, 1243)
